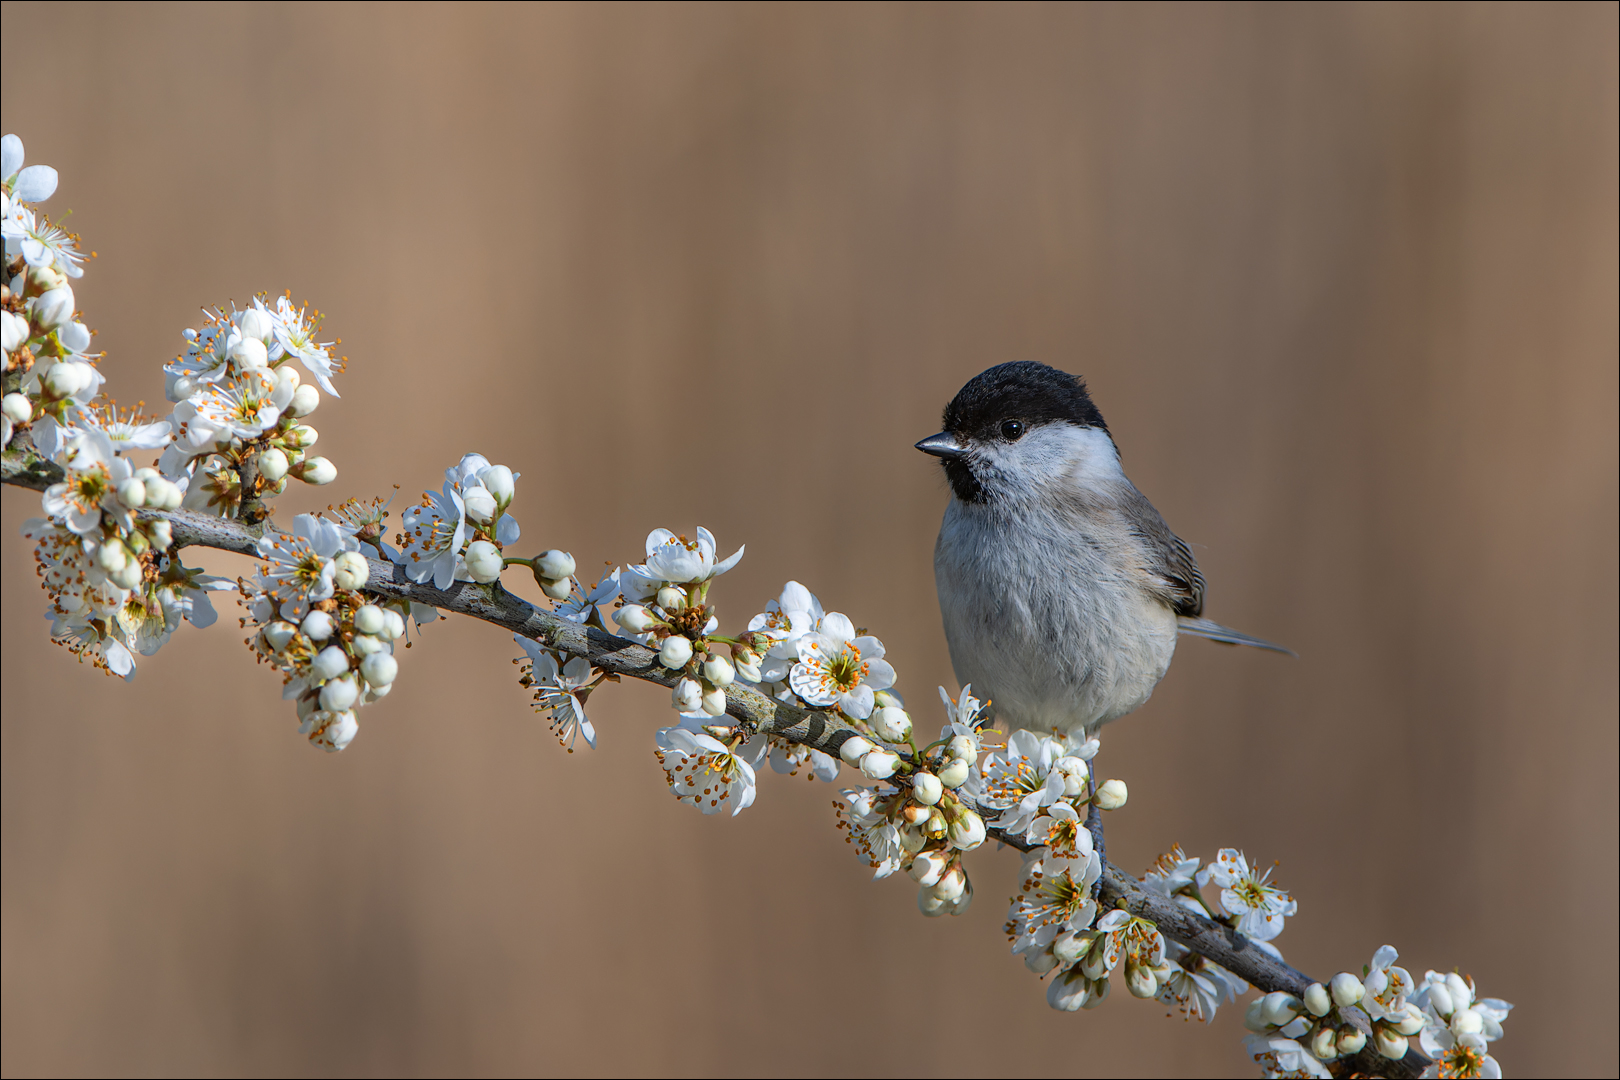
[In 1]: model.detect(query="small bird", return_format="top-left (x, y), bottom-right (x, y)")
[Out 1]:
top-left (917, 361), bottom-right (1289, 739)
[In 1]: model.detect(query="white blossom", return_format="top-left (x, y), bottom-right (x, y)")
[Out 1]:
top-left (788, 612), bottom-right (895, 719)
top-left (1007, 849), bottom-right (1101, 956)
top-left (623, 526), bottom-right (743, 604)
top-left (655, 726), bottom-right (757, 816)
top-left (516, 636), bottom-right (597, 751)
top-left (1198, 848), bottom-right (1296, 943)
top-left (745, 579), bottom-right (824, 682)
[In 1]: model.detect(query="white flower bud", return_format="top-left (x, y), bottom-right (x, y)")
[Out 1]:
top-left (1052, 931), bottom-right (1091, 965)
top-left (658, 635), bottom-right (694, 669)
top-left (464, 539), bottom-right (504, 583)
top-left (838, 735), bottom-right (875, 765)
top-left (310, 645), bottom-right (349, 681)
top-left (168, 373), bottom-right (198, 402)
top-left (946, 734), bottom-right (978, 762)
top-left (261, 621), bottom-right (297, 652)
top-left (256, 447), bottom-right (289, 482)
top-left (936, 757), bottom-right (971, 789)
top-left (295, 456), bottom-right (336, 485)
top-left (671, 677), bottom-right (703, 712)
top-left (146, 477), bottom-right (181, 510)
top-left (700, 685), bottom-right (728, 716)
top-left (1, 312), bottom-right (27, 352)
top-left (352, 604), bottom-right (386, 635)
top-left (701, 654), bottom-right (735, 686)
top-left (1310, 1025), bottom-right (1340, 1061)
top-left (917, 889), bottom-right (949, 918)
top-left (1055, 755), bottom-right (1090, 796)
top-left (1125, 959), bottom-right (1159, 999)
top-left (1444, 973), bottom-right (1472, 1008)
top-left (873, 689), bottom-right (904, 710)
top-left (1, 393), bottom-right (31, 423)
top-left (44, 360), bottom-right (93, 399)
top-left (655, 585), bottom-right (685, 612)
top-left (1244, 999), bottom-right (1268, 1033)
top-left (32, 286), bottom-right (75, 329)
top-left (237, 307), bottom-right (274, 342)
top-left (287, 424), bottom-right (318, 447)
top-left (733, 649), bottom-right (762, 682)
top-left (332, 551), bottom-right (370, 590)
top-left (871, 705), bottom-right (912, 743)
top-left (462, 485), bottom-right (497, 524)
top-left (360, 652), bottom-right (398, 688)
top-left (273, 363), bottom-right (301, 395)
top-left (115, 477), bottom-right (147, 508)
top-left (537, 550), bottom-right (575, 582)
top-left (949, 809), bottom-right (987, 850)
top-left (928, 867), bottom-right (966, 902)
top-left (1337, 1028), bottom-right (1367, 1056)
top-left (96, 538), bottom-right (129, 572)
top-left (1024, 949), bottom-right (1059, 976)
top-left (381, 609), bottom-right (406, 641)
top-left (109, 559), bottom-right (144, 590)
top-left (350, 633), bottom-right (383, 657)
top-left (860, 750), bottom-right (900, 780)
top-left (125, 530), bottom-right (150, 558)
top-left (301, 611), bottom-right (335, 642)
top-left (613, 604), bottom-right (657, 633)
top-left (911, 771), bottom-right (943, 806)
top-left (230, 336), bottom-right (268, 369)
top-left (1373, 1030), bottom-right (1408, 1061)
top-left (540, 577), bottom-right (572, 600)
top-left (1260, 992), bottom-right (1301, 1028)
top-left (1426, 982), bottom-right (1453, 1017)
top-left (319, 675), bottom-right (359, 713)
top-left (287, 383), bottom-right (321, 417)
top-left (1095, 778), bottom-right (1128, 810)
top-left (907, 850), bottom-right (948, 886)
top-left (1452, 1008), bottom-right (1483, 1037)
top-left (1330, 972), bottom-right (1365, 1008)
top-left (478, 465), bottom-right (514, 508)
top-left (323, 710), bottom-right (359, 752)
top-left (1303, 983), bottom-right (1332, 1017)
top-left (1393, 1006), bottom-right (1427, 1037)
top-left (899, 823), bottom-right (928, 853)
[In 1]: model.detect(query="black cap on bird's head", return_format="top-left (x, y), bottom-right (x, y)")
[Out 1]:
top-left (915, 362), bottom-right (1111, 503)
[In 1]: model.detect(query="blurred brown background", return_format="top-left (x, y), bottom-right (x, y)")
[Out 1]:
top-left (2, 3), bottom-right (1614, 1077)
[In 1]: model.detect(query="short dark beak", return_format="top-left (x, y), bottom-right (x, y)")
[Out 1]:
top-left (915, 432), bottom-right (966, 459)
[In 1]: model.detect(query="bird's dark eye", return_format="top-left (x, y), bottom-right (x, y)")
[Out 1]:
top-left (1000, 419), bottom-right (1025, 441)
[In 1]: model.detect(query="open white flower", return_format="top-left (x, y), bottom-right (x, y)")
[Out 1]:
top-left (745, 580), bottom-right (824, 682)
top-left (1412, 969), bottom-right (1511, 1079)
top-left (1199, 848), bottom-right (1297, 943)
top-left (981, 726), bottom-right (1068, 835)
top-left (788, 612), bottom-right (894, 719)
top-left (655, 726), bottom-right (757, 816)
top-left (255, 513), bottom-right (357, 621)
top-left (517, 636), bottom-right (597, 751)
top-left (3, 202), bottom-right (84, 277)
top-left (766, 737), bottom-right (840, 782)
top-left (179, 367), bottom-right (287, 441)
top-left (396, 481), bottom-right (467, 590)
top-left (268, 294), bottom-right (340, 395)
top-left (1244, 1035), bottom-right (1332, 1079)
top-left (622, 526), bottom-right (743, 603)
top-left (553, 568), bottom-right (621, 626)
top-left (1007, 850), bottom-right (1101, 956)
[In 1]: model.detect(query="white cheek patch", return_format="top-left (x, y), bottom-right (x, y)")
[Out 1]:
top-left (976, 423), bottom-right (1122, 496)
top-left (1063, 425), bottom-right (1125, 487)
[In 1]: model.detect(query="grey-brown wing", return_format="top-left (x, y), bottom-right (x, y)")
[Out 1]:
top-left (1118, 484), bottom-right (1205, 617)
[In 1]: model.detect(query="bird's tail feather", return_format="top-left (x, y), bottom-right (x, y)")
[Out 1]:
top-left (1176, 617), bottom-right (1296, 657)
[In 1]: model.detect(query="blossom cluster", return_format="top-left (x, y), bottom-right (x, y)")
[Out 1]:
top-left (159, 293), bottom-right (340, 517)
top-left (1243, 944), bottom-right (1512, 1079)
top-left (241, 513), bottom-right (406, 751)
top-left (5, 135), bottom-right (229, 676)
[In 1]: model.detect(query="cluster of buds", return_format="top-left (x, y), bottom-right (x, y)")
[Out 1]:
top-left (159, 296), bottom-right (342, 518)
top-left (395, 453), bottom-right (521, 590)
top-left (1243, 946), bottom-right (1434, 1077)
top-left (243, 514), bottom-right (403, 751)
top-left (832, 690), bottom-right (989, 916)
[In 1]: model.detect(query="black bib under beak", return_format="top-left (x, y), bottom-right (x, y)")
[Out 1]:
top-left (915, 432), bottom-right (967, 459)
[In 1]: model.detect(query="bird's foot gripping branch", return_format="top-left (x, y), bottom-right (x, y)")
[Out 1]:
top-left (1, 134), bottom-right (1511, 1079)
